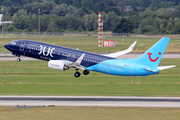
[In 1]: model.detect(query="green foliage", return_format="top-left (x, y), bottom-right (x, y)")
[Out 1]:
top-left (6, 25), bottom-right (17, 31)
top-left (0, 0), bottom-right (180, 33)
top-left (84, 13), bottom-right (97, 31)
top-left (103, 12), bottom-right (119, 31)
top-left (174, 22), bottom-right (180, 34)
top-left (113, 18), bottom-right (134, 33)
top-left (76, 0), bottom-right (82, 8)
top-left (141, 25), bottom-right (155, 33)
top-left (167, 23), bottom-right (173, 31)
top-left (103, 6), bottom-right (122, 15)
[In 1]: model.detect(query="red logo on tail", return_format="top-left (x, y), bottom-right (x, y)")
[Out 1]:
top-left (147, 52), bottom-right (161, 62)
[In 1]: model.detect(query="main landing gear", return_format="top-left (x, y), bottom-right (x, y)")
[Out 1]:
top-left (83, 70), bottom-right (89, 75)
top-left (74, 69), bottom-right (90, 78)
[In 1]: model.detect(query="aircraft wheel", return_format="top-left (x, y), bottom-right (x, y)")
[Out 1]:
top-left (17, 58), bottom-right (21, 62)
top-left (74, 72), bottom-right (81, 78)
top-left (83, 70), bottom-right (89, 75)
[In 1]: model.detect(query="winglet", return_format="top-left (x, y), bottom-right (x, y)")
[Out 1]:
top-left (127, 41), bottom-right (137, 51)
top-left (104, 41), bottom-right (137, 58)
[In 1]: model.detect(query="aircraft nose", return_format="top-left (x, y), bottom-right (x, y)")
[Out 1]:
top-left (4, 43), bottom-right (11, 50)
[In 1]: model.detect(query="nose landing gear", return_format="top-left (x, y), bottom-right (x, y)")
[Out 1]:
top-left (12, 53), bottom-right (21, 62)
top-left (74, 72), bottom-right (81, 77)
top-left (74, 69), bottom-right (81, 78)
top-left (17, 58), bottom-right (21, 62)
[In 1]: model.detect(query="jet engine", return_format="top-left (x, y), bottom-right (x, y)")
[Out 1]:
top-left (48, 60), bottom-right (69, 71)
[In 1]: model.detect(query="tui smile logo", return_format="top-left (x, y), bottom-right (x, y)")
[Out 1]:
top-left (147, 52), bottom-right (161, 62)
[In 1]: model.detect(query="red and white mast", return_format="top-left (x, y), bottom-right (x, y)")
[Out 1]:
top-left (98, 12), bottom-right (103, 47)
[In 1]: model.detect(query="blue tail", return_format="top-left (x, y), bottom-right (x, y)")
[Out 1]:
top-left (137, 37), bottom-right (170, 68)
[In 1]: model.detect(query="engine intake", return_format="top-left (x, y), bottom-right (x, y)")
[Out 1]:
top-left (48, 60), bottom-right (69, 71)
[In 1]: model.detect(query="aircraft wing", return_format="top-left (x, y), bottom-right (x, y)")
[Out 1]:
top-left (66, 53), bottom-right (86, 70)
top-left (104, 41), bottom-right (137, 58)
top-left (158, 65), bottom-right (176, 70)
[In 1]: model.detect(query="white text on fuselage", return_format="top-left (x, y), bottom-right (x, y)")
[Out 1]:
top-left (38, 45), bottom-right (55, 57)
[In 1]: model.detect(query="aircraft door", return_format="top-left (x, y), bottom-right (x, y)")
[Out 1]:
top-left (129, 65), bottom-right (134, 74)
top-left (20, 41), bottom-right (25, 51)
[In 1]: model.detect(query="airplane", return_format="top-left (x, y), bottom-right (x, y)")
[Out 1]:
top-left (0, 14), bottom-right (12, 25)
top-left (4, 37), bottom-right (175, 77)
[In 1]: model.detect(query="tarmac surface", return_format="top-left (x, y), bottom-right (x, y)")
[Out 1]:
top-left (0, 96), bottom-right (180, 107)
top-left (0, 53), bottom-right (180, 61)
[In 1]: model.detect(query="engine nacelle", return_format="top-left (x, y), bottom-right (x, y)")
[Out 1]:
top-left (48, 60), bottom-right (69, 71)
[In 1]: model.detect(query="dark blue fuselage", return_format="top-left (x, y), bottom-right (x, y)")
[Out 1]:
top-left (4, 40), bottom-right (115, 67)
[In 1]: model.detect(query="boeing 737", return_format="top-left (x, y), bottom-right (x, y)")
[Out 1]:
top-left (4, 37), bottom-right (175, 77)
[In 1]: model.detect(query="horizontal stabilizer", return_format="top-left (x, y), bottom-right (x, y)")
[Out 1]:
top-left (144, 67), bottom-right (158, 72)
top-left (158, 65), bottom-right (176, 70)
top-left (104, 41), bottom-right (137, 58)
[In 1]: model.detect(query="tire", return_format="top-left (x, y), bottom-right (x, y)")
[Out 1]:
top-left (17, 58), bottom-right (21, 62)
top-left (83, 70), bottom-right (89, 75)
top-left (74, 72), bottom-right (81, 77)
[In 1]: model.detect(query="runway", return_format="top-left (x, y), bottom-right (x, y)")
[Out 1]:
top-left (0, 53), bottom-right (180, 61)
top-left (0, 96), bottom-right (180, 107)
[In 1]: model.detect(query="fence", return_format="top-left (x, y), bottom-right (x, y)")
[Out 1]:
top-left (1, 31), bottom-right (180, 37)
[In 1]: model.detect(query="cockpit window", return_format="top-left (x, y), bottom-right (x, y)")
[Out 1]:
top-left (11, 41), bottom-right (16, 45)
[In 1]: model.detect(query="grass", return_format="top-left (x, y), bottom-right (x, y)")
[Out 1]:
top-left (0, 35), bottom-right (179, 119)
top-left (0, 59), bottom-right (179, 96)
top-left (1, 35), bottom-right (180, 53)
top-left (0, 106), bottom-right (180, 120)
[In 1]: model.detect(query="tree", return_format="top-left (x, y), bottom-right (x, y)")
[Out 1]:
top-left (174, 22), bottom-right (180, 34)
top-left (99, 2), bottom-right (107, 11)
top-left (84, 13), bottom-right (97, 31)
top-left (103, 6), bottom-right (122, 15)
top-left (51, 4), bottom-right (67, 16)
top-left (93, 3), bottom-right (100, 14)
top-left (103, 11), bottom-right (118, 31)
top-left (113, 18), bottom-right (134, 33)
top-left (62, 0), bottom-right (73, 6)
top-left (76, 0), bottom-right (82, 8)
top-left (47, 19), bottom-right (55, 32)
top-left (141, 25), bottom-right (156, 33)
top-left (167, 23), bottom-right (173, 31)
top-left (72, 8), bottom-right (83, 17)
top-left (176, 3), bottom-right (180, 11)
top-left (67, 5), bottom-right (76, 15)
top-left (7, 25), bottom-right (17, 31)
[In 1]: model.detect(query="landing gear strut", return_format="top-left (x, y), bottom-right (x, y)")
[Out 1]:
top-left (13, 53), bottom-right (21, 62)
top-left (74, 69), bottom-right (81, 78)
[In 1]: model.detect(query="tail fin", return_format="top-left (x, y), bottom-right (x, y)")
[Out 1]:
top-left (137, 37), bottom-right (170, 68)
